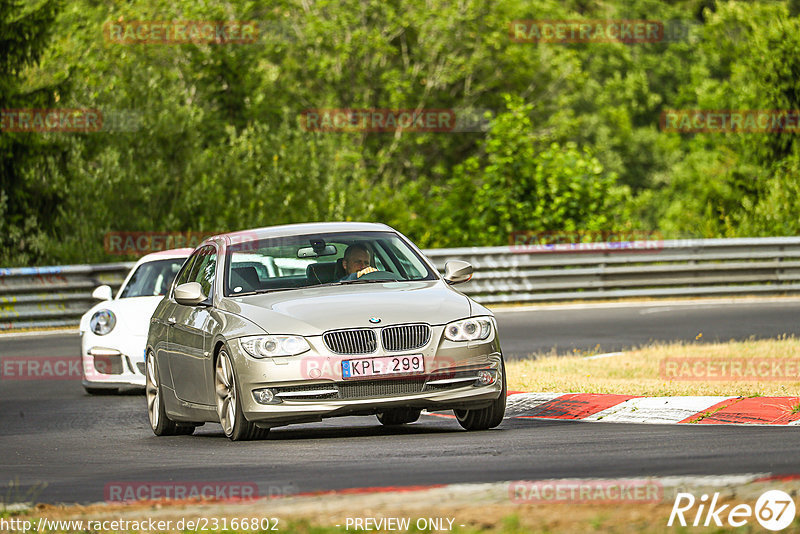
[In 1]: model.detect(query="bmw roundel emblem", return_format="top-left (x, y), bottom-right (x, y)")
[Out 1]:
top-left (369, 317), bottom-right (381, 324)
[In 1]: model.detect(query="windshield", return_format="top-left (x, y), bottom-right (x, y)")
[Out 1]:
top-left (119, 258), bottom-right (187, 298)
top-left (224, 231), bottom-right (436, 296)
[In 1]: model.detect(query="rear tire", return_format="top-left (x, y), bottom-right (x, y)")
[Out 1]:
top-left (454, 361), bottom-right (507, 431)
top-left (214, 349), bottom-right (269, 441)
top-left (377, 408), bottom-right (421, 425)
top-left (83, 386), bottom-right (117, 395)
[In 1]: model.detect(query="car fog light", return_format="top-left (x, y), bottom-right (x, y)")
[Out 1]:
top-left (476, 370), bottom-right (496, 386)
top-left (253, 388), bottom-right (281, 405)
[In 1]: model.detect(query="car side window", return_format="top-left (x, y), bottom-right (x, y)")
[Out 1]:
top-left (191, 246), bottom-right (217, 298)
top-left (173, 253), bottom-right (198, 290)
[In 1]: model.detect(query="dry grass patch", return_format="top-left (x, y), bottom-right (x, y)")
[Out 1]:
top-left (506, 336), bottom-right (800, 396)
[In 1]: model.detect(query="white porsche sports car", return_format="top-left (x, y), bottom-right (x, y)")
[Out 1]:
top-left (79, 248), bottom-right (192, 394)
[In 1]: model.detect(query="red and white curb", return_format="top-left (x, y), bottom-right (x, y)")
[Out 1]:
top-left (501, 392), bottom-right (800, 425)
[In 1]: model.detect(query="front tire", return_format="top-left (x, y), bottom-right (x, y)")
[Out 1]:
top-left (377, 408), bottom-right (421, 425)
top-left (214, 349), bottom-right (269, 441)
top-left (146, 351), bottom-right (193, 436)
top-left (454, 361), bottom-right (507, 431)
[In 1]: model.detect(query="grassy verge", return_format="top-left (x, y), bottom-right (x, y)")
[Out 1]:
top-left (506, 336), bottom-right (800, 396)
top-left (487, 294), bottom-right (800, 310)
top-left (9, 480), bottom-right (800, 534)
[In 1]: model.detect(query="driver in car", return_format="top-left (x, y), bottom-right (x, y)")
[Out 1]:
top-left (340, 244), bottom-right (378, 280)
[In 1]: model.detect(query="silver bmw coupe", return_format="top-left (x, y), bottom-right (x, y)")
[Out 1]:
top-left (145, 222), bottom-right (506, 440)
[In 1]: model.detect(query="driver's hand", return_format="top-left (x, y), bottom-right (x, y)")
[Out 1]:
top-left (356, 266), bottom-right (378, 278)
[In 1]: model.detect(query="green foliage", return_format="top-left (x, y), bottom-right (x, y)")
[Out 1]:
top-left (409, 96), bottom-right (630, 247)
top-left (0, 0), bottom-right (67, 265)
top-left (653, 1), bottom-right (800, 238)
top-left (2, 0), bottom-right (800, 266)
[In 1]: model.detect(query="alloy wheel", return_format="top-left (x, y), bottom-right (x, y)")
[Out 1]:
top-left (145, 351), bottom-right (160, 430)
top-left (215, 351), bottom-right (237, 436)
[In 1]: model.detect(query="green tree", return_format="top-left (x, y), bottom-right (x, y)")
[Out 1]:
top-left (408, 95), bottom-right (631, 247)
top-left (0, 0), bottom-right (66, 264)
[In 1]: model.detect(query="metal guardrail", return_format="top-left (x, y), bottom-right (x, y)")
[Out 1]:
top-left (2, 237), bottom-right (800, 330)
top-left (423, 237), bottom-right (800, 304)
top-left (0, 263), bottom-right (134, 330)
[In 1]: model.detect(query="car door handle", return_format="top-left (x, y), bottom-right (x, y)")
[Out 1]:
top-left (167, 317), bottom-right (176, 325)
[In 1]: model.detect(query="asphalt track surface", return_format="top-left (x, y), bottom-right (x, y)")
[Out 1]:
top-left (496, 298), bottom-right (800, 358)
top-left (2, 299), bottom-right (800, 504)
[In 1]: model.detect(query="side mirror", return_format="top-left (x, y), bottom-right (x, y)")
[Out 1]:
top-left (444, 260), bottom-right (473, 285)
top-left (92, 285), bottom-right (113, 301)
top-left (174, 282), bottom-right (207, 306)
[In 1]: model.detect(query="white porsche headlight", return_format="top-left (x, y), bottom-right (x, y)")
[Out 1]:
top-left (90, 310), bottom-right (116, 336)
top-left (240, 335), bottom-right (310, 358)
top-left (444, 317), bottom-right (493, 342)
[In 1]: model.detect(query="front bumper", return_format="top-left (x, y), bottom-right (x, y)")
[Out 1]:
top-left (230, 325), bottom-right (504, 425)
top-left (80, 332), bottom-right (146, 388)
top-left (244, 374), bottom-right (502, 426)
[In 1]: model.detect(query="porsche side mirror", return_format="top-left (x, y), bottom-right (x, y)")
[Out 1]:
top-left (444, 260), bottom-right (473, 285)
top-left (91, 285), bottom-right (113, 301)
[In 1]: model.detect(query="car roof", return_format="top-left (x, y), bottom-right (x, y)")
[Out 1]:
top-left (136, 248), bottom-right (194, 264)
top-left (212, 222), bottom-right (395, 245)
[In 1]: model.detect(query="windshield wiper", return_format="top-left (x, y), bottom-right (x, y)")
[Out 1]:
top-left (232, 287), bottom-right (300, 296)
top-left (253, 287), bottom-right (302, 294)
top-left (334, 278), bottom-right (398, 285)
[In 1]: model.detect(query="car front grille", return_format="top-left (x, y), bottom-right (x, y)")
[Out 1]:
top-left (270, 372), bottom-right (484, 402)
top-left (273, 384), bottom-right (339, 400)
top-left (323, 324), bottom-right (432, 354)
top-left (337, 378), bottom-right (426, 399)
top-left (381, 324), bottom-right (431, 352)
top-left (323, 329), bottom-right (377, 355)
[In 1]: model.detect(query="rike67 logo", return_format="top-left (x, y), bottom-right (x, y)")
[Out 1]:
top-left (668, 490), bottom-right (796, 531)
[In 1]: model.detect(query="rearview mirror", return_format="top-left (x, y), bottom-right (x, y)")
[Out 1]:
top-left (444, 260), bottom-right (473, 285)
top-left (297, 244), bottom-right (338, 258)
top-left (174, 282), bottom-right (207, 306)
top-left (91, 285), bottom-right (113, 301)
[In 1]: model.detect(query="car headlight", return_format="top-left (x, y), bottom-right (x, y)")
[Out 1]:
top-left (444, 317), bottom-right (493, 342)
top-left (240, 336), bottom-right (310, 358)
top-left (90, 310), bottom-right (116, 336)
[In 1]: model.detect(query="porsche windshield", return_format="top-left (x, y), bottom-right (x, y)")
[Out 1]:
top-left (120, 258), bottom-right (186, 298)
top-left (225, 231), bottom-right (436, 296)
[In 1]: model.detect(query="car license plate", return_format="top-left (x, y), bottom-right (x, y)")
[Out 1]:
top-left (342, 354), bottom-right (425, 379)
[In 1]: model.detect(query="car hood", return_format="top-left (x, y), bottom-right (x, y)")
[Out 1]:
top-left (80, 296), bottom-right (164, 337)
top-left (220, 281), bottom-right (472, 335)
